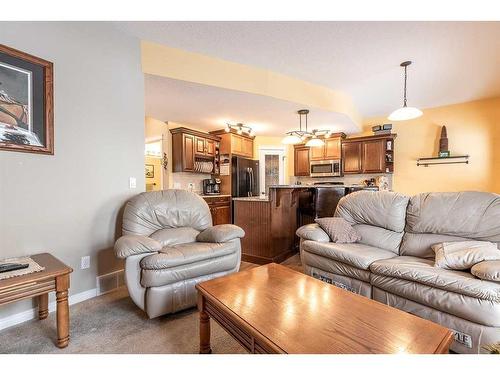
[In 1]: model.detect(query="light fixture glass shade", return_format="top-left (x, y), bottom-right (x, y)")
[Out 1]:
top-left (305, 137), bottom-right (325, 147)
top-left (388, 106), bottom-right (423, 121)
top-left (282, 134), bottom-right (302, 145)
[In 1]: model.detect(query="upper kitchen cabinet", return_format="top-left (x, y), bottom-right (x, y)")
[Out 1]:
top-left (171, 127), bottom-right (221, 173)
top-left (210, 129), bottom-right (254, 158)
top-left (342, 134), bottom-right (396, 174)
top-left (294, 145), bottom-right (310, 176)
top-left (310, 133), bottom-right (346, 161)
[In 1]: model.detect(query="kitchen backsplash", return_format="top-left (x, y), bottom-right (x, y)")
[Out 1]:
top-left (294, 173), bottom-right (393, 190)
top-left (172, 172), bottom-right (211, 193)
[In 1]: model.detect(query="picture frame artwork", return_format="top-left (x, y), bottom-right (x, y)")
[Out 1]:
top-left (145, 164), bottom-right (155, 178)
top-left (0, 44), bottom-right (54, 154)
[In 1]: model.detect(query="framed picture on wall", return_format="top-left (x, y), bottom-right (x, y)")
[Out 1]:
top-left (145, 164), bottom-right (155, 178)
top-left (0, 44), bottom-right (54, 155)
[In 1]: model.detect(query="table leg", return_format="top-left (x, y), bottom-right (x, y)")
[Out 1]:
top-left (38, 293), bottom-right (49, 320)
top-left (55, 274), bottom-right (70, 348)
top-left (198, 294), bottom-right (212, 354)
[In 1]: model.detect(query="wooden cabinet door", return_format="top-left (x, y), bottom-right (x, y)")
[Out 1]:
top-left (206, 139), bottom-right (215, 156)
top-left (212, 205), bottom-right (231, 225)
top-left (231, 135), bottom-right (243, 155)
top-left (294, 146), bottom-right (310, 176)
top-left (183, 134), bottom-right (195, 171)
top-left (362, 139), bottom-right (386, 173)
top-left (310, 144), bottom-right (325, 160)
top-left (342, 142), bottom-right (362, 174)
top-left (242, 138), bottom-right (253, 157)
top-left (195, 137), bottom-right (206, 154)
top-left (325, 138), bottom-right (341, 159)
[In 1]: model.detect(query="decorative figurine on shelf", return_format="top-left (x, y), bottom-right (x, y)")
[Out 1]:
top-left (376, 175), bottom-right (390, 191)
top-left (439, 126), bottom-right (450, 157)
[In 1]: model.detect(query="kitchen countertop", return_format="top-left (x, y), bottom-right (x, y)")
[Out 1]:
top-left (198, 194), bottom-right (232, 198)
top-left (232, 196), bottom-right (270, 202)
top-left (269, 184), bottom-right (378, 189)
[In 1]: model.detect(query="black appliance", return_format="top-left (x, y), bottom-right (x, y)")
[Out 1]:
top-left (231, 156), bottom-right (259, 197)
top-left (202, 178), bottom-right (221, 195)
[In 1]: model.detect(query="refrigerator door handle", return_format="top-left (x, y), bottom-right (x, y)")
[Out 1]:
top-left (248, 168), bottom-right (254, 197)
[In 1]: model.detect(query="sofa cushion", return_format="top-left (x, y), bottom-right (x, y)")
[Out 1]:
top-left (301, 250), bottom-right (372, 282)
top-left (353, 224), bottom-right (403, 254)
top-left (401, 191), bottom-right (500, 258)
top-left (140, 241), bottom-right (238, 270)
top-left (314, 217), bottom-right (361, 243)
top-left (150, 227), bottom-right (200, 247)
top-left (335, 190), bottom-right (409, 233)
top-left (471, 261), bottom-right (500, 282)
top-left (301, 240), bottom-right (397, 270)
top-left (370, 256), bottom-right (500, 302)
top-left (432, 241), bottom-right (500, 270)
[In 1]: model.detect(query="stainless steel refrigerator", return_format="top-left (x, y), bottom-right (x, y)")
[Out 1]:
top-left (231, 156), bottom-right (260, 197)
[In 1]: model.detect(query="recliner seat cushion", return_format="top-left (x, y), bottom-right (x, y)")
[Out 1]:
top-left (370, 256), bottom-right (500, 302)
top-left (140, 241), bottom-right (238, 270)
top-left (301, 240), bottom-right (396, 270)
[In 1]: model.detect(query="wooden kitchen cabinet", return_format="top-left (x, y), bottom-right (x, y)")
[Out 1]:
top-left (170, 127), bottom-right (221, 173)
top-left (203, 196), bottom-right (231, 225)
top-left (342, 134), bottom-right (396, 175)
top-left (294, 146), bottom-right (310, 176)
top-left (342, 141), bottom-right (363, 174)
top-left (362, 139), bottom-right (386, 173)
top-left (310, 134), bottom-right (345, 161)
top-left (210, 130), bottom-right (254, 158)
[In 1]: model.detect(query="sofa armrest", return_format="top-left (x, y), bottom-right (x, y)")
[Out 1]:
top-left (114, 235), bottom-right (162, 259)
top-left (296, 224), bottom-right (331, 242)
top-left (196, 224), bottom-right (245, 243)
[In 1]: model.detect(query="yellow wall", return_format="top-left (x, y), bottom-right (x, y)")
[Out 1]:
top-left (145, 156), bottom-right (162, 191)
top-left (253, 136), bottom-right (294, 185)
top-left (363, 97), bottom-right (500, 195)
top-left (141, 41), bottom-right (362, 127)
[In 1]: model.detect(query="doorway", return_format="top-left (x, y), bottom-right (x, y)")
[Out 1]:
top-left (258, 146), bottom-right (286, 195)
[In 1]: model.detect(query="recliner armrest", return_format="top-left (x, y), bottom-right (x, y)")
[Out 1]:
top-left (114, 235), bottom-right (162, 259)
top-left (296, 224), bottom-right (331, 242)
top-left (196, 224), bottom-right (245, 243)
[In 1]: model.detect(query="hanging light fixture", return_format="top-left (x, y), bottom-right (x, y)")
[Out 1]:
top-left (388, 61), bottom-right (423, 121)
top-left (282, 110), bottom-right (325, 147)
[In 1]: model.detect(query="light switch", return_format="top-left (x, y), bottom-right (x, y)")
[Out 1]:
top-left (129, 177), bottom-right (137, 189)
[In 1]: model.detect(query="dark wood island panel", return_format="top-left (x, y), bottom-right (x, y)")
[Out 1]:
top-left (233, 188), bottom-right (301, 264)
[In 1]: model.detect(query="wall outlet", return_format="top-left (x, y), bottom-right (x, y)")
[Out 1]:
top-left (81, 256), bottom-right (90, 270)
top-left (129, 177), bottom-right (137, 189)
top-left (188, 182), bottom-right (195, 191)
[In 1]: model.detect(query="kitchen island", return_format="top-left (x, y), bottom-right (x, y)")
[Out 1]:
top-left (233, 184), bottom-right (378, 264)
top-left (233, 187), bottom-right (302, 264)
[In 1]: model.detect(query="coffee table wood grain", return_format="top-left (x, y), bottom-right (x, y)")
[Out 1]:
top-left (196, 263), bottom-right (453, 354)
top-left (0, 253), bottom-right (73, 348)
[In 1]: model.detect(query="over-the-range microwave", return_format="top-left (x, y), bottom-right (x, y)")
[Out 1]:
top-left (310, 159), bottom-right (342, 177)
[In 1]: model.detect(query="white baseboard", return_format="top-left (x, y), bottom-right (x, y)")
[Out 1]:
top-left (0, 288), bottom-right (97, 331)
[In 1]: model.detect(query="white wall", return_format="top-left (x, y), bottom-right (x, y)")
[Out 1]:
top-left (0, 22), bottom-right (145, 320)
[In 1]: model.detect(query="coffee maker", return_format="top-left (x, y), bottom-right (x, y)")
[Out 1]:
top-left (202, 178), bottom-right (221, 195)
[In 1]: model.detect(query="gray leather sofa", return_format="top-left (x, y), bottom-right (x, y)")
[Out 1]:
top-left (297, 191), bottom-right (500, 353)
top-left (114, 190), bottom-right (244, 318)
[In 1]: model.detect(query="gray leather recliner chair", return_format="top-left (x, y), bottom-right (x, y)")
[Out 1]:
top-left (114, 190), bottom-right (244, 318)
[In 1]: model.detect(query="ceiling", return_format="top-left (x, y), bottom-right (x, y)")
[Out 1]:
top-left (116, 21), bottom-right (500, 119)
top-left (145, 74), bottom-right (359, 136)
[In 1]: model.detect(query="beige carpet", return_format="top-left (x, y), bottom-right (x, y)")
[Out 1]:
top-left (0, 255), bottom-right (302, 354)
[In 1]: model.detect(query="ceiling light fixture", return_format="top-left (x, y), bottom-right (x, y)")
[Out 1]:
top-left (388, 61), bottom-right (423, 121)
top-left (282, 109), bottom-right (327, 147)
top-left (225, 122), bottom-right (254, 136)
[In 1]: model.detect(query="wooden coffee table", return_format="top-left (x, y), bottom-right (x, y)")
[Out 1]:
top-left (0, 253), bottom-right (73, 348)
top-left (196, 263), bottom-right (453, 354)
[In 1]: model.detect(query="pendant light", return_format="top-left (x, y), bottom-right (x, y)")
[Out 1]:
top-left (388, 61), bottom-right (423, 121)
top-left (304, 109), bottom-right (324, 148)
top-left (282, 110), bottom-right (324, 147)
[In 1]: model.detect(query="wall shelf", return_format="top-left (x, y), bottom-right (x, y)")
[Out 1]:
top-left (417, 155), bottom-right (469, 167)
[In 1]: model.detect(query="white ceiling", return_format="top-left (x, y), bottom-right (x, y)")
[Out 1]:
top-left (116, 21), bottom-right (500, 118)
top-left (145, 74), bottom-right (359, 136)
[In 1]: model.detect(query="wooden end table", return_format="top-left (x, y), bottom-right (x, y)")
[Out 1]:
top-left (0, 253), bottom-right (73, 348)
top-left (196, 263), bottom-right (453, 354)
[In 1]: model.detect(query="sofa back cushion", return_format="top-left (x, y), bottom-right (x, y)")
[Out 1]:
top-left (401, 191), bottom-right (500, 258)
top-left (335, 191), bottom-right (409, 253)
top-left (123, 190), bottom-right (212, 236)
